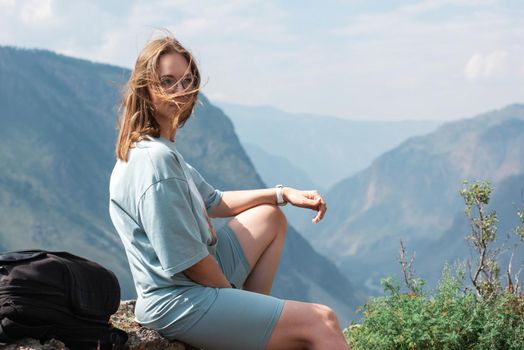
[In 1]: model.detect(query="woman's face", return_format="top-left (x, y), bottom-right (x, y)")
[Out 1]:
top-left (150, 52), bottom-right (193, 121)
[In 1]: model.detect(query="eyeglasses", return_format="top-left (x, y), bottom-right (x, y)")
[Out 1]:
top-left (159, 75), bottom-right (197, 92)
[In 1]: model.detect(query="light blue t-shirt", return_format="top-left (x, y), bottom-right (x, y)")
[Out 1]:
top-left (109, 134), bottom-right (223, 332)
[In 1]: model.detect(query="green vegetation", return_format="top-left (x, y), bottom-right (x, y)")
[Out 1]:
top-left (345, 181), bottom-right (524, 349)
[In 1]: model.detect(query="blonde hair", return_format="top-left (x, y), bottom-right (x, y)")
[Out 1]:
top-left (115, 33), bottom-right (201, 161)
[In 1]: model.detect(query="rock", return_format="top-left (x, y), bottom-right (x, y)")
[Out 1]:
top-left (1, 300), bottom-right (197, 350)
top-left (110, 300), bottom-right (189, 350)
top-left (0, 339), bottom-right (67, 350)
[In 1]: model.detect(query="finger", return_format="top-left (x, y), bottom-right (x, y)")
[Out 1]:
top-left (318, 202), bottom-right (327, 221)
top-left (304, 191), bottom-right (319, 200)
top-left (312, 204), bottom-right (324, 223)
top-left (314, 198), bottom-right (327, 223)
top-left (302, 196), bottom-right (322, 208)
top-left (312, 204), bottom-right (325, 223)
top-left (319, 196), bottom-right (327, 213)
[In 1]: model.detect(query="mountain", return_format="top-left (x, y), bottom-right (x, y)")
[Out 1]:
top-left (0, 46), bottom-right (365, 325)
top-left (240, 142), bottom-right (324, 231)
top-left (300, 104), bottom-right (524, 294)
top-left (417, 172), bottom-right (524, 288)
top-left (218, 101), bottom-right (441, 190)
top-left (0, 47), bottom-right (131, 287)
top-left (242, 142), bottom-right (322, 192)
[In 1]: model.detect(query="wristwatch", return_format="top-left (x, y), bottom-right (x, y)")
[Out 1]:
top-left (275, 184), bottom-right (287, 206)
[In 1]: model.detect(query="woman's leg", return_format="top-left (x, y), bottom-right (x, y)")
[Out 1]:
top-left (225, 205), bottom-right (350, 349)
top-left (227, 204), bottom-right (287, 295)
top-left (265, 301), bottom-right (351, 350)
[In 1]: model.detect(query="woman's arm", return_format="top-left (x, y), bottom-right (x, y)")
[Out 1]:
top-left (209, 187), bottom-right (328, 223)
top-left (183, 254), bottom-right (234, 288)
top-left (209, 188), bottom-right (279, 218)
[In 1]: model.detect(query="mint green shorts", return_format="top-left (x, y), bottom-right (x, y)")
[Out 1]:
top-left (172, 224), bottom-right (285, 350)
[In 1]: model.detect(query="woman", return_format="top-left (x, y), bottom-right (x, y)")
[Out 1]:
top-left (109, 34), bottom-right (350, 350)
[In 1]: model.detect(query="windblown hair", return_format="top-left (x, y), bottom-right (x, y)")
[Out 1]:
top-left (115, 33), bottom-right (201, 161)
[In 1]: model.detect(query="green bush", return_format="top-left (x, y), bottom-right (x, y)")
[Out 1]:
top-left (345, 266), bottom-right (524, 349)
top-left (344, 181), bottom-right (524, 349)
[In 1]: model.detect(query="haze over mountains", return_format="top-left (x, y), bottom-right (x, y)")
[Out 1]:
top-left (220, 102), bottom-right (442, 230)
top-left (0, 46), bottom-right (365, 326)
top-left (299, 104), bottom-right (524, 294)
top-left (218, 102), bottom-right (442, 190)
top-left (219, 95), bottom-right (524, 296)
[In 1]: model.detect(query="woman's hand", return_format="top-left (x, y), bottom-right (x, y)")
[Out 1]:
top-left (282, 187), bottom-right (327, 224)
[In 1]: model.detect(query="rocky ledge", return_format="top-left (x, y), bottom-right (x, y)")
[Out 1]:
top-left (1, 300), bottom-right (196, 350)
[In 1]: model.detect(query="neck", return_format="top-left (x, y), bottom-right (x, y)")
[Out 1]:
top-left (160, 128), bottom-right (176, 142)
top-left (156, 116), bottom-right (177, 142)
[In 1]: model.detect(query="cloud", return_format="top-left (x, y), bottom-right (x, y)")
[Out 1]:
top-left (0, 0), bottom-right (15, 13)
top-left (204, 91), bottom-right (230, 101)
top-left (464, 50), bottom-right (508, 80)
top-left (20, 0), bottom-right (53, 23)
top-left (0, 1), bottom-right (522, 120)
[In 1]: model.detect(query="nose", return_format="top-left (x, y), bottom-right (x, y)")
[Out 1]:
top-left (175, 82), bottom-right (185, 93)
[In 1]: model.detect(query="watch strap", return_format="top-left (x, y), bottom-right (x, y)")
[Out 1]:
top-left (275, 184), bottom-right (287, 206)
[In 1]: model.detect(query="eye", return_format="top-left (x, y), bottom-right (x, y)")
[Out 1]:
top-left (181, 77), bottom-right (194, 89)
top-left (160, 77), bottom-right (175, 89)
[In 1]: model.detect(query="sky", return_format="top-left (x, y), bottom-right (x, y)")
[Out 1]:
top-left (0, 0), bottom-right (523, 121)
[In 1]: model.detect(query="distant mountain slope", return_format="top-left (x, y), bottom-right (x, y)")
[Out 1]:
top-left (301, 104), bottom-right (524, 293)
top-left (241, 142), bottom-right (324, 231)
top-left (242, 142), bottom-right (322, 192)
top-left (417, 172), bottom-right (524, 288)
top-left (0, 47), bottom-right (131, 288)
top-left (218, 101), bottom-right (441, 189)
top-left (0, 46), bottom-right (365, 325)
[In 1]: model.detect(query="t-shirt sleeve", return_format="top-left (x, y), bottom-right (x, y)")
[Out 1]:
top-left (137, 178), bottom-right (209, 275)
top-left (186, 163), bottom-right (223, 214)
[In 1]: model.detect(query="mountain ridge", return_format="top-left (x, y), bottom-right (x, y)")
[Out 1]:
top-left (218, 101), bottom-right (442, 190)
top-left (301, 103), bottom-right (524, 293)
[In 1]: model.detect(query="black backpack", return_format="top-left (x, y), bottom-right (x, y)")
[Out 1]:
top-left (0, 250), bottom-right (128, 349)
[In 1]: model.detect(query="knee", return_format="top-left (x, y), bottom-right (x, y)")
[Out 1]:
top-left (299, 304), bottom-right (342, 347)
top-left (259, 204), bottom-right (287, 235)
top-left (313, 304), bottom-right (341, 332)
